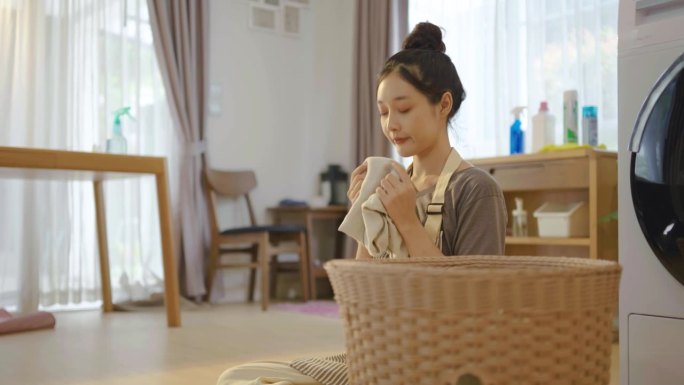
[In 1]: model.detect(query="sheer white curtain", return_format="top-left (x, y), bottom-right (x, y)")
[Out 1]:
top-left (408, 0), bottom-right (618, 159)
top-left (0, 0), bottom-right (176, 312)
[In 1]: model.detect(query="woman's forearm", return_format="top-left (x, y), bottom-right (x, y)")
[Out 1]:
top-left (396, 219), bottom-right (444, 258)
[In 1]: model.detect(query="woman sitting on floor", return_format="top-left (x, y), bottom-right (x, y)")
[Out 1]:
top-left (217, 21), bottom-right (507, 385)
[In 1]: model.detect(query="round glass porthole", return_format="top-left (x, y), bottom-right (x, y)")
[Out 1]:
top-left (630, 52), bottom-right (684, 285)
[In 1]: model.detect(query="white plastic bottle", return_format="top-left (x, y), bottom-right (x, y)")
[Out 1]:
top-left (531, 101), bottom-right (556, 152)
top-left (512, 197), bottom-right (528, 237)
top-left (563, 90), bottom-right (579, 144)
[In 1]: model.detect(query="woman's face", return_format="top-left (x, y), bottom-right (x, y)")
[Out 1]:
top-left (376, 71), bottom-right (447, 158)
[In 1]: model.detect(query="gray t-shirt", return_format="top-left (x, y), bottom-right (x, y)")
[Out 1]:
top-left (416, 166), bottom-right (507, 256)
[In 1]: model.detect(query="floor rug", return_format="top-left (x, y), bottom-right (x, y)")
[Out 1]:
top-left (272, 300), bottom-right (340, 319)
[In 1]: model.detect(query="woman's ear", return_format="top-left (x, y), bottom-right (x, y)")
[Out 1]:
top-left (439, 92), bottom-right (453, 118)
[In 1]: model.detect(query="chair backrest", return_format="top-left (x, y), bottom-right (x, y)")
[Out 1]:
top-left (204, 169), bottom-right (258, 233)
top-left (205, 169), bottom-right (257, 197)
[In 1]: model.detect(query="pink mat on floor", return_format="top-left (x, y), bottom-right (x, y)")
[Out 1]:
top-left (272, 301), bottom-right (340, 318)
top-left (0, 308), bottom-right (55, 335)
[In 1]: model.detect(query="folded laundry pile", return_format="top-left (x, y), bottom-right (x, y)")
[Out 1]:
top-left (0, 308), bottom-right (55, 335)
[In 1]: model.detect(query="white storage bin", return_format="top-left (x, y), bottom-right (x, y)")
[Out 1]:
top-left (533, 201), bottom-right (589, 238)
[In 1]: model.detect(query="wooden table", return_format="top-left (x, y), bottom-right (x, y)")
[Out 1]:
top-left (267, 205), bottom-right (348, 298)
top-left (0, 146), bottom-right (181, 327)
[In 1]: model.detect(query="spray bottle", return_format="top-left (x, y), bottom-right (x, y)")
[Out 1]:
top-left (106, 107), bottom-right (134, 154)
top-left (512, 197), bottom-right (528, 237)
top-left (510, 106), bottom-right (526, 154)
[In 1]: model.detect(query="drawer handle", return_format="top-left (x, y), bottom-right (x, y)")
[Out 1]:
top-left (489, 163), bottom-right (545, 175)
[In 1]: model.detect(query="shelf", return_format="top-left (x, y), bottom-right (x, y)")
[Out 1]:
top-left (466, 150), bottom-right (616, 260)
top-left (505, 236), bottom-right (591, 246)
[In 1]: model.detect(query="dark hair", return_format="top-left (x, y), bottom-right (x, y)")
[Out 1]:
top-left (378, 22), bottom-right (466, 123)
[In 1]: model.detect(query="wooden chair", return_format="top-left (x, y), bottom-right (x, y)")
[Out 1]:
top-left (203, 169), bottom-right (310, 310)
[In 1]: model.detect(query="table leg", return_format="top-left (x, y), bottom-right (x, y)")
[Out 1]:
top-left (298, 231), bottom-right (310, 301)
top-left (93, 180), bottom-right (113, 313)
top-left (305, 213), bottom-right (317, 299)
top-left (155, 170), bottom-right (181, 327)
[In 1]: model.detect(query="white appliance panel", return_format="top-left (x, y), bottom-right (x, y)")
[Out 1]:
top-left (628, 314), bottom-right (684, 384)
top-left (619, 2), bottom-right (684, 384)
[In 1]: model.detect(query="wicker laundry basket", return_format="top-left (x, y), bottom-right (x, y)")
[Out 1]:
top-left (324, 256), bottom-right (621, 385)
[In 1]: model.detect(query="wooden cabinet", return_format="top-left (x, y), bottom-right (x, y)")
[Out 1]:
top-left (469, 148), bottom-right (617, 260)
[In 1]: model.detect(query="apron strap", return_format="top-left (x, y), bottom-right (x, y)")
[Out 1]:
top-left (423, 148), bottom-right (462, 246)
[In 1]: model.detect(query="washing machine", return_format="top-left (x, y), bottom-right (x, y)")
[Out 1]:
top-left (619, 1), bottom-right (684, 384)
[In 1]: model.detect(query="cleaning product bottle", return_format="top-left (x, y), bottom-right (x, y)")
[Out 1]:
top-left (581, 106), bottom-right (598, 146)
top-left (563, 90), bottom-right (579, 144)
top-left (106, 107), bottom-right (133, 154)
top-left (510, 106), bottom-right (526, 154)
top-left (531, 101), bottom-right (556, 152)
top-left (512, 197), bottom-right (528, 237)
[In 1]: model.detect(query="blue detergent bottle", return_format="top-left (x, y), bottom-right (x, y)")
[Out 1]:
top-left (510, 106), bottom-right (526, 154)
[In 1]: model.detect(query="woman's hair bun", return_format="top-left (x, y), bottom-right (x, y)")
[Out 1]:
top-left (402, 22), bottom-right (445, 53)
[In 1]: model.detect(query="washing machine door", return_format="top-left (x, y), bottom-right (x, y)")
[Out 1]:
top-left (630, 52), bottom-right (684, 285)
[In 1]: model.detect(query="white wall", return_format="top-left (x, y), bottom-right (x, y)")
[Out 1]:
top-left (205, 0), bottom-right (354, 301)
top-left (207, 0), bottom-right (354, 226)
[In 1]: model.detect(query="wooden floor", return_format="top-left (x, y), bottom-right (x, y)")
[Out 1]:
top-left (0, 304), bottom-right (619, 385)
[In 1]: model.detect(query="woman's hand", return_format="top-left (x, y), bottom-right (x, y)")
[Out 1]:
top-left (377, 162), bottom-right (419, 228)
top-left (347, 161), bottom-right (367, 205)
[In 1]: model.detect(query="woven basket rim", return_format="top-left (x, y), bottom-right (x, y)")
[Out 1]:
top-left (324, 255), bottom-right (621, 277)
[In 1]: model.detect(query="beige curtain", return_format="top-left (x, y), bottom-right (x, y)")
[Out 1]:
top-left (352, 0), bottom-right (408, 164)
top-left (147, 0), bottom-right (209, 298)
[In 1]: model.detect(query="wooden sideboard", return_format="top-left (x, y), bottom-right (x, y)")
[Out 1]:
top-left (469, 148), bottom-right (618, 260)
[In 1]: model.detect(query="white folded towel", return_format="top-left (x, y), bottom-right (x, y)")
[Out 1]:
top-left (338, 149), bottom-right (463, 260)
top-left (338, 157), bottom-right (408, 259)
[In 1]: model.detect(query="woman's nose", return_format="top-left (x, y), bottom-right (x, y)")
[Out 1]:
top-left (386, 113), bottom-right (399, 131)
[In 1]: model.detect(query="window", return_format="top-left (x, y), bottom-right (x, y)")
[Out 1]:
top-left (0, 0), bottom-right (174, 311)
top-left (407, 0), bottom-right (618, 159)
